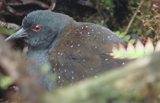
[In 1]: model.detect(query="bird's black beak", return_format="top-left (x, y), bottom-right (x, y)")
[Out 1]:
top-left (5, 28), bottom-right (27, 41)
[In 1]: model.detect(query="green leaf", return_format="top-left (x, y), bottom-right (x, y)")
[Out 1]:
top-left (0, 74), bottom-right (14, 89)
top-left (109, 38), bottom-right (160, 59)
top-left (0, 26), bottom-right (16, 35)
top-left (136, 15), bottom-right (143, 19)
top-left (102, 0), bottom-right (112, 5)
top-left (123, 35), bottom-right (131, 42)
top-left (144, 38), bottom-right (154, 55)
top-left (126, 42), bottom-right (136, 58)
top-left (106, 7), bottom-right (110, 10)
top-left (114, 31), bottom-right (121, 35)
top-left (114, 31), bottom-right (124, 38)
top-left (135, 40), bottom-right (145, 57)
top-left (41, 63), bottom-right (51, 74)
top-left (129, 39), bottom-right (136, 44)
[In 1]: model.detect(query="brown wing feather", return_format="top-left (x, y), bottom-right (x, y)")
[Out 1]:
top-left (50, 21), bottom-right (129, 86)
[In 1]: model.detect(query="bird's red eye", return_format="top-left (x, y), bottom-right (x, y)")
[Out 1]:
top-left (34, 25), bottom-right (41, 31)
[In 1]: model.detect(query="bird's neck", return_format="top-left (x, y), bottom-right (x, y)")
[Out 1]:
top-left (27, 47), bottom-right (50, 69)
top-left (27, 46), bottom-right (56, 90)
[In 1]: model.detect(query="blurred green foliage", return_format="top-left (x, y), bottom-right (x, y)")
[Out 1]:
top-left (114, 31), bottom-right (135, 44)
top-left (41, 63), bottom-right (57, 81)
top-left (102, 0), bottom-right (112, 5)
top-left (85, 0), bottom-right (158, 43)
top-left (0, 74), bottom-right (14, 89)
top-left (0, 26), bottom-right (16, 35)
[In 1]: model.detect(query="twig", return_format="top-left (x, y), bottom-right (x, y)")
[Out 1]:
top-left (122, 0), bottom-right (144, 38)
top-left (0, 20), bottom-right (20, 31)
top-left (49, 0), bottom-right (56, 11)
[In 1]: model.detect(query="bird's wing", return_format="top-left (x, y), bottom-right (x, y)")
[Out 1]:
top-left (49, 22), bottom-right (130, 85)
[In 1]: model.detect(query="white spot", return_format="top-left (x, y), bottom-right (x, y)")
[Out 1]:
top-left (92, 30), bottom-right (94, 32)
top-left (61, 64), bottom-right (64, 66)
top-left (78, 44), bottom-right (80, 46)
top-left (82, 76), bottom-right (85, 78)
top-left (58, 52), bottom-right (60, 55)
top-left (95, 76), bottom-right (97, 78)
top-left (90, 68), bottom-right (93, 70)
top-left (61, 53), bottom-right (63, 55)
top-left (85, 26), bottom-right (88, 28)
top-left (58, 76), bottom-right (61, 79)
top-left (53, 68), bottom-right (56, 71)
top-left (122, 62), bottom-right (125, 65)
top-left (108, 36), bottom-right (110, 39)
top-left (64, 69), bottom-right (67, 72)
top-left (80, 32), bottom-right (82, 34)
top-left (83, 59), bottom-right (85, 61)
top-left (71, 71), bottom-right (74, 74)
top-left (153, 4), bottom-right (158, 8)
top-left (71, 45), bottom-right (74, 48)
top-left (88, 32), bottom-right (90, 34)
top-left (105, 59), bottom-right (108, 61)
top-left (72, 77), bottom-right (74, 79)
top-left (95, 46), bottom-right (97, 49)
top-left (82, 27), bottom-right (84, 29)
top-left (56, 64), bottom-right (58, 66)
top-left (106, 53), bottom-right (108, 55)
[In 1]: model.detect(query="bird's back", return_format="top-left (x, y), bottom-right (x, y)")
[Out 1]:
top-left (49, 21), bottom-right (129, 86)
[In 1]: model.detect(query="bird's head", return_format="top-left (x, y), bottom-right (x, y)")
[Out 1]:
top-left (5, 10), bottom-right (74, 49)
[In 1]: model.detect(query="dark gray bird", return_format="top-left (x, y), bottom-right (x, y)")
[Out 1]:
top-left (5, 10), bottom-right (129, 90)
